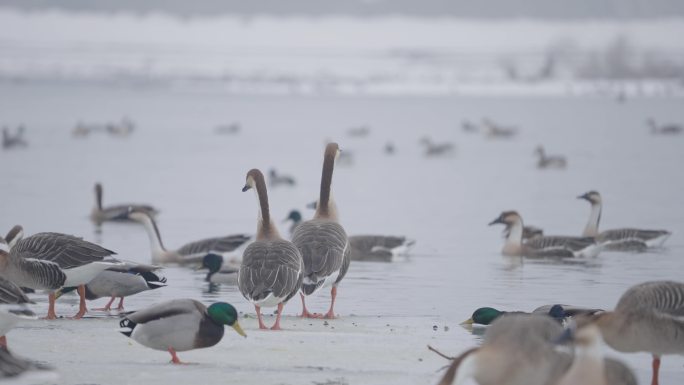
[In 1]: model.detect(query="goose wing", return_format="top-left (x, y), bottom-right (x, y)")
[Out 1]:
top-left (13, 233), bottom-right (115, 269)
top-left (616, 281), bottom-right (684, 317)
top-left (525, 236), bottom-right (595, 254)
top-left (292, 220), bottom-right (347, 284)
top-left (5, 254), bottom-right (66, 291)
top-left (599, 228), bottom-right (670, 243)
top-left (126, 299), bottom-right (204, 325)
top-left (238, 240), bottom-right (302, 302)
top-left (177, 234), bottom-right (251, 257)
top-left (0, 275), bottom-right (31, 304)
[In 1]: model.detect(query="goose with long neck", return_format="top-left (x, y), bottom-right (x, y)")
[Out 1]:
top-left (582, 280), bottom-right (684, 385)
top-left (292, 143), bottom-right (351, 319)
top-left (90, 182), bottom-right (159, 224)
top-left (238, 169), bottom-right (303, 330)
top-left (489, 211), bottom-right (600, 258)
top-left (578, 191), bottom-right (671, 250)
top-left (128, 208), bottom-right (250, 265)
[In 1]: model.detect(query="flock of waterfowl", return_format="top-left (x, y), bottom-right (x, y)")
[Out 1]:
top-left (0, 122), bottom-right (682, 385)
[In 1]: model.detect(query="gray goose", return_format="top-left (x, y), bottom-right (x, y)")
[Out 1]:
top-left (292, 143), bottom-right (350, 319)
top-left (437, 314), bottom-right (635, 385)
top-left (489, 211), bottom-right (600, 258)
top-left (4, 227), bottom-right (118, 319)
top-left (578, 191), bottom-right (671, 251)
top-left (90, 182), bottom-right (159, 224)
top-left (0, 264), bottom-right (35, 349)
top-left (238, 169), bottom-right (303, 330)
top-left (128, 208), bottom-right (250, 265)
top-left (583, 280), bottom-right (684, 385)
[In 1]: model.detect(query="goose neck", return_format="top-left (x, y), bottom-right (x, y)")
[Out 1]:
top-left (316, 149), bottom-right (337, 220)
top-left (252, 172), bottom-right (279, 241)
top-left (583, 202), bottom-right (602, 237)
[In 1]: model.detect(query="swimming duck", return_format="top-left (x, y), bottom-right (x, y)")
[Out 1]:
top-left (489, 211), bottom-right (600, 258)
top-left (119, 299), bottom-right (246, 364)
top-left (462, 304), bottom-right (604, 326)
top-left (90, 183), bottom-right (158, 224)
top-left (578, 191), bottom-right (671, 251)
top-left (238, 169), bottom-right (303, 329)
top-left (292, 143), bottom-right (350, 319)
top-left (199, 253), bottom-right (239, 285)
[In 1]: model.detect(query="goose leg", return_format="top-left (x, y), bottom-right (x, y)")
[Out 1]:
top-left (255, 305), bottom-right (268, 329)
top-left (71, 285), bottom-right (87, 319)
top-left (45, 293), bottom-right (58, 320)
top-left (117, 297), bottom-right (125, 310)
top-left (94, 296), bottom-right (116, 311)
top-left (299, 293), bottom-right (316, 318)
top-left (168, 347), bottom-right (184, 364)
top-left (651, 355), bottom-right (660, 385)
top-left (0, 336), bottom-right (6, 348)
top-left (323, 286), bottom-right (338, 319)
top-left (271, 303), bottom-right (284, 330)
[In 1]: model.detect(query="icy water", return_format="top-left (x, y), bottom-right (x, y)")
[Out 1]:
top-left (1, 82), bottom-right (683, 384)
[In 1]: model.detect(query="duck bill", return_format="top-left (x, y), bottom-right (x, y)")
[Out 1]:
top-left (231, 322), bottom-right (247, 337)
top-left (460, 318), bottom-right (474, 325)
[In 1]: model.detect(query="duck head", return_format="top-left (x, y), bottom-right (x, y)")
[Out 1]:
top-left (207, 302), bottom-right (246, 337)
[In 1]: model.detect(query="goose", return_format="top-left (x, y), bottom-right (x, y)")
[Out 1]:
top-left (292, 143), bottom-right (350, 319)
top-left (437, 314), bottom-right (636, 385)
top-left (503, 223), bottom-right (544, 241)
top-left (0, 270), bottom-right (35, 349)
top-left (535, 146), bottom-right (567, 169)
top-left (420, 137), bottom-right (455, 157)
top-left (1, 126), bottom-right (28, 149)
top-left (489, 211), bottom-right (600, 258)
top-left (128, 208), bottom-right (251, 265)
top-left (0, 347), bottom-right (55, 381)
top-left (56, 266), bottom-right (167, 311)
top-left (90, 182), bottom-right (159, 224)
top-left (4, 227), bottom-right (119, 319)
top-left (199, 253), bottom-right (240, 285)
top-left (581, 280), bottom-right (684, 385)
top-left (268, 168), bottom-right (296, 187)
top-left (482, 119), bottom-right (517, 139)
top-left (238, 169), bottom-right (303, 330)
top-left (578, 191), bottom-right (671, 250)
top-left (647, 118), bottom-right (682, 135)
top-left (462, 304), bottom-right (603, 326)
top-left (119, 299), bottom-right (246, 364)
top-left (105, 117), bottom-right (134, 137)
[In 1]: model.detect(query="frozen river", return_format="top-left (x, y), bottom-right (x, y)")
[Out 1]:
top-left (1, 82), bottom-right (683, 384)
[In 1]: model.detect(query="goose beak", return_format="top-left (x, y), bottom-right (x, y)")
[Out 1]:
top-left (231, 322), bottom-right (247, 337)
top-left (577, 193), bottom-right (588, 201)
top-left (460, 318), bottom-right (474, 325)
top-left (488, 217), bottom-right (503, 226)
top-left (241, 185), bottom-right (251, 192)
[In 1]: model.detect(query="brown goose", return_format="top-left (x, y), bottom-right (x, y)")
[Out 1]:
top-left (489, 211), bottom-right (600, 258)
top-left (578, 191), bottom-right (671, 251)
top-left (237, 169), bottom-right (303, 330)
top-left (292, 143), bottom-right (351, 319)
top-left (580, 280), bottom-right (684, 385)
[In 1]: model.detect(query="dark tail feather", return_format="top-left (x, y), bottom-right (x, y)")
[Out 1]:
top-left (119, 318), bottom-right (136, 337)
top-left (301, 281), bottom-right (325, 296)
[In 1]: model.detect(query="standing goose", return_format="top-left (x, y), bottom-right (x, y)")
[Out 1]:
top-left (6, 227), bottom-right (118, 319)
top-left (238, 169), bottom-right (303, 330)
top-left (578, 191), bottom-right (671, 250)
top-left (119, 299), bottom-right (246, 364)
top-left (0, 256), bottom-right (35, 349)
top-left (292, 143), bottom-right (350, 319)
top-left (583, 280), bottom-right (684, 385)
top-left (489, 211), bottom-right (600, 258)
top-left (56, 265), bottom-right (167, 311)
top-left (90, 182), bottom-right (159, 224)
top-left (128, 208), bottom-right (250, 265)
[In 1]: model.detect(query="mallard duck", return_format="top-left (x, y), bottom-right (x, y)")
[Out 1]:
top-left (462, 305), bottom-right (603, 326)
top-left (581, 280), bottom-right (684, 385)
top-left (199, 253), bottom-right (239, 285)
top-left (578, 191), bottom-right (671, 251)
top-left (292, 143), bottom-right (350, 319)
top-left (128, 209), bottom-right (250, 265)
top-left (238, 169), bottom-right (303, 330)
top-left (1, 229), bottom-right (117, 319)
top-left (119, 299), bottom-right (246, 364)
top-left (489, 211), bottom-right (600, 258)
top-left (90, 183), bottom-right (158, 224)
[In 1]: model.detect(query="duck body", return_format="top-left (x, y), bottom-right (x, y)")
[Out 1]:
top-left (347, 235), bottom-right (415, 262)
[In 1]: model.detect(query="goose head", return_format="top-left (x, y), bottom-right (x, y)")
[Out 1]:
top-left (577, 191), bottom-right (601, 205)
top-left (242, 168), bottom-right (263, 192)
top-left (325, 142), bottom-right (341, 161)
top-left (284, 210), bottom-right (302, 224)
top-left (5, 225), bottom-right (24, 249)
top-left (462, 307), bottom-right (504, 326)
top-left (201, 253), bottom-right (224, 276)
top-left (488, 211), bottom-right (522, 227)
top-left (207, 302), bottom-right (246, 337)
